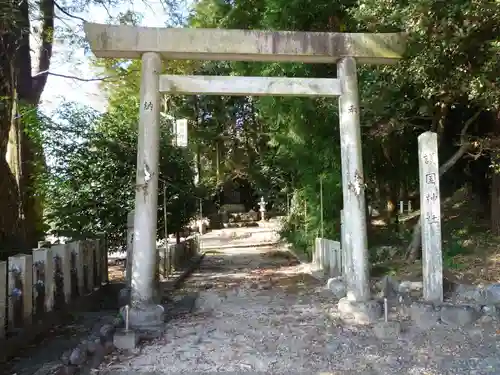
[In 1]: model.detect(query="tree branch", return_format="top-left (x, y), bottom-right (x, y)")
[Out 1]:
top-left (53, 1), bottom-right (87, 24)
top-left (95, 0), bottom-right (113, 20)
top-left (32, 69), bottom-right (139, 82)
top-left (438, 109), bottom-right (482, 176)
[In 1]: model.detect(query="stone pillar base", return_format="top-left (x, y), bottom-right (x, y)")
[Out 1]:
top-left (121, 303), bottom-right (165, 337)
top-left (337, 297), bottom-right (382, 325)
top-left (120, 287), bottom-right (163, 307)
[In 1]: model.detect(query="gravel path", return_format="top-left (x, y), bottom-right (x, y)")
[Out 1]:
top-left (95, 244), bottom-right (500, 375)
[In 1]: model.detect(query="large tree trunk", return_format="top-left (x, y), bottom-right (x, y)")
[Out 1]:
top-left (20, 0), bottom-right (51, 247)
top-left (0, 0), bottom-right (55, 253)
top-left (0, 5), bottom-right (25, 257)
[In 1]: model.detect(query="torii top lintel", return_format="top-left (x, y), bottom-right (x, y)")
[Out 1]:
top-left (83, 23), bottom-right (406, 65)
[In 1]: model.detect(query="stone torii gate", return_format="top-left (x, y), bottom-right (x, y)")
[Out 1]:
top-left (84, 23), bottom-right (406, 330)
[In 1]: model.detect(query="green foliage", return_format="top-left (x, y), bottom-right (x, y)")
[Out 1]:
top-left (19, 104), bottom-right (51, 236)
top-left (181, 0), bottom-right (500, 256)
top-left (445, 237), bottom-right (470, 257)
top-left (32, 0), bottom-right (500, 259)
top-left (185, 0), bottom-right (351, 255)
top-left (352, 0), bottom-right (500, 106)
top-left (42, 96), bottom-right (197, 249)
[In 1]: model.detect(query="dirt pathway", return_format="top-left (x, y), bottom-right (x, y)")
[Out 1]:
top-left (95, 241), bottom-right (500, 374)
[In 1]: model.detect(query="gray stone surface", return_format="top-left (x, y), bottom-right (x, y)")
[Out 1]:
top-left (481, 304), bottom-right (499, 318)
top-left (338, 57), bottom-right (372, 303)
top-left (410, 302), bottom-right (439, 329)
top-left (326, 277), bottom-right (346, 299)
top-left (398, 280), bottom-right (423, 294)
top-left (69, 344), bottom-right (87, 366)
top-left (160, 75), bottom-right (344, 98)
top-left (454, 283), bottom-right (484, 303)
top-left (99, 324), bottom-right (115, 343)
top-left (451, 283), bottom-right (500, 305)
top-left (58, 365), bottom-right (78, 375)
top-left (113, 329), bottom-right (138, 350)
top-left (396, 293), bottom-right (413, 318)
top-left (418, 131), bottom-right (443, 303)
top-left (373, 321), bottom-right (401, 340)
top-left (129, 51), bottom-right (163, 316)
top-left (112, 316), bottom-right (124, 327)
top-left (485, 283), bottom-right (500, 304)
top-left (83, 23), bottom-right (406, 64)
top-left (337, 297), bottom-right (382, 325)
top-left (440, 304), bottom-right (481, 326)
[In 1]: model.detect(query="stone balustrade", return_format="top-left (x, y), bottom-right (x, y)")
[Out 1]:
top-left (157, 236), bottom-right (200, 278)
top-left (313, 237), bottom-right (343, 277)
top-left (0, 237), bottom-right (108, 340)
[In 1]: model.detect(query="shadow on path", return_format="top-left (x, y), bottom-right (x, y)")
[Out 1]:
top-left (185, 245), bottom-right (321, 294)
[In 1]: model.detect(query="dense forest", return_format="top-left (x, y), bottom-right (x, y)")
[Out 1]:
top-left (1, 0), bottom-right (499, 273)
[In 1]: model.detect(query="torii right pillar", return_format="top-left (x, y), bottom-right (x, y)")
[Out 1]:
top-left (336, 56), bottom-right (384, 324)
top-left (338, 57), bottom-right (370, 303)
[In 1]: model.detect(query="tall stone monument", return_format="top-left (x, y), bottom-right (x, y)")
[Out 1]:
top-left (418, 132), bottom-right (443, 303)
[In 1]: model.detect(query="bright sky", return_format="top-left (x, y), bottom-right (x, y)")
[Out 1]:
top-left (39, 0), bottom-right (188, 116)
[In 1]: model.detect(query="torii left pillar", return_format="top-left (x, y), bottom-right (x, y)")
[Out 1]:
top-left (128, 52), bottom-right (165, 332)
